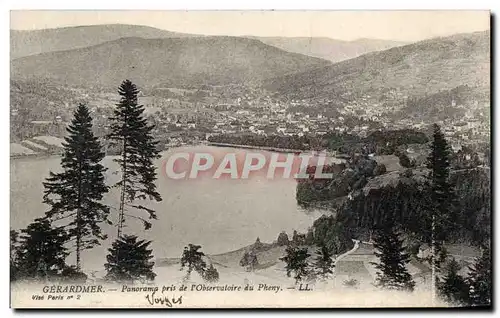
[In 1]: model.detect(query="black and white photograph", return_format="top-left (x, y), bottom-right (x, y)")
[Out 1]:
top-left (8, 10), bottom-right (491, 308)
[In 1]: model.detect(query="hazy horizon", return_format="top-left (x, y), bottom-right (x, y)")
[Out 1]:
top-left (10, 10), bottom-right (490, 42)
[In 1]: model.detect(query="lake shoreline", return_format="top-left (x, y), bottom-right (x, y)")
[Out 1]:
top-left (9, 142), bottom-right (208, 160)
top-left (11, 145), bottom-right (325, 272)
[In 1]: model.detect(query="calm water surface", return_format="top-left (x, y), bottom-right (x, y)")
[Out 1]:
top-left (10, 146), bottom-right (326, 271)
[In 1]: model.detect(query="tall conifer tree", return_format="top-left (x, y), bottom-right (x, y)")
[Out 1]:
top-left (43, 103), bottom-right (109, 271)
top-left (371, 224), bottom-right (415, 292)
top-left (313, 244), bottom-right (335, 280)
top-left (438, 258), bottom-right (469, 306)
top-left (107, 80), bottom-right (162, 237)
top-left (425, 124), bottom-right (457, 300)
top-left (15, 218), bottom-right (69, 281)
top-left (280, 245), bottom-right (311, 284)
top-left (104, 235), bottom-right (156, 283)
top-left (467, 246), bottom-right (492, 307)
top-left (180, 244), bottom-right (207, 281)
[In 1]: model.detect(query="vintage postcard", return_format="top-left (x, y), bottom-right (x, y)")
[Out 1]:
top-left (10, 10), bottom-right (491, 308)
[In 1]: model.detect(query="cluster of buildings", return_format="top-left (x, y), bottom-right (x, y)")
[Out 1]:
top-left (11, 84), bottom-right (490, 153)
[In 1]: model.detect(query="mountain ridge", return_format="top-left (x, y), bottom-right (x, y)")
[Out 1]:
top-left (250, 36), bottom-right (407, 62)
top-left (11, 35), bottom-right (332, 89)
top-left (265, 30), bottom-right (490, 100)
top-left (11, 23), bottom-right (408, 63)
top-left (10, 24), bottom-right (202, 59)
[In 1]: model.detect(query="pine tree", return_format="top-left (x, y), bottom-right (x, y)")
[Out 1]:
top-left (104, 235), bottom-right (156, 283)
top-left (371, 224), bottom-right (415, 292)
top-left (43, 103), bottom-right (109, 271)
top-left (467, 246), bottom-right (491, 307)
top-left (280, 245), bottom-right (310, 284)
top-left (425, 124), bottom-right (457, 300)
top-left (313, 244), bottom-right (335, 280)
top-left (15, 218), bottom-right (69, 281)
top-left (203, 264), bottom-right (220, 283)
top-left (438, 258), bottom-right (469, 306)
top-left (180, 244), bottom-right (207, 280)
top-left (107, 80), bottom-right (162, 237)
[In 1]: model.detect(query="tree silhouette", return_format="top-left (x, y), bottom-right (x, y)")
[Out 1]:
top-left (371, 224), bottom-right (415, 292)
top-left (425, 124), bottom-right (457, 300)
top-left (203, 264), bottom-right (220, 283)
top-left (15, 218), bottom-right (69, 281)
top-left (104, 235), bottom-right (156, 283)
top-left (107, 80), bottom-right (162, 237)
top-left (438, 258), bottom-right (469, 306)
top-left (43, 103), bottom-right (109, 271)
top-left (280, 245), bottom-right (310, 284)
top-left (180, 244), bottom-right (207, 281)
top-left (467, 246), bottom-right (491, 307)
top-left (313, 243), bottom-right (335, 280)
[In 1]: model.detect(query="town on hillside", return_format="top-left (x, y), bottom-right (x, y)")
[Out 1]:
top-left (9, 11), bottom-right (491, 309)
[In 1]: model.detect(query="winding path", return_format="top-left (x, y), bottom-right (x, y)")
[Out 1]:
top-left (334, 239), bottom-right (360, 264)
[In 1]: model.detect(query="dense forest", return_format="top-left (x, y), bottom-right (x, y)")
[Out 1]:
top-left (208, 128), bottom-right (429, 155)
top-left (337, 167), bottom-right (490, 246)
top-left (297, 128), bottom-right (490, 253)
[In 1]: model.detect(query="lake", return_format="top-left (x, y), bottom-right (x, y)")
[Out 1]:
top-left (10, 146), bottom-right (326, 272)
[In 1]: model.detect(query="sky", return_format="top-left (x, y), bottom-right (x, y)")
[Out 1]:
top-left (10, 10), bottom-right (490, 41)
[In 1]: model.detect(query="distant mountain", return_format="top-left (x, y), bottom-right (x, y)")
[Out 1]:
top-left (11, 36), bottom-right (331, 89)
top-left (265, 31), bottom-right (490, 100)
top-left (10, 24), bottom-right (201, 59)
top-left (11, 24), bottom-right (406, 62)
top-left (251, 36), bottom-right (407, 62)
